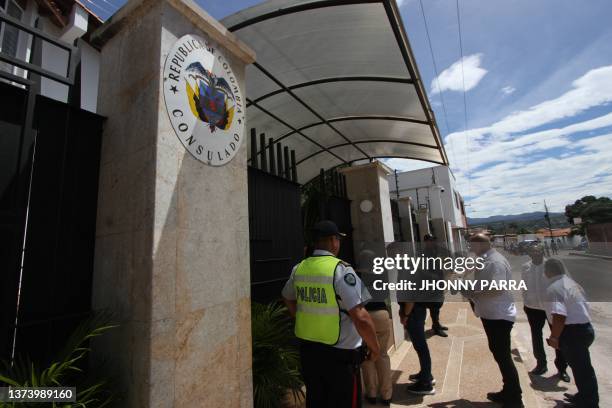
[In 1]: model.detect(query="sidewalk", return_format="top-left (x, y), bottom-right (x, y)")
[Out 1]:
top-left (366, 302), bottom-right (576, 408)
top-left (568, 251), bottom-right (612, 261)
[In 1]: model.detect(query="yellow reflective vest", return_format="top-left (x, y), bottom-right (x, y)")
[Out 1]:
top-left (293, 255), bottom-right (341, 345)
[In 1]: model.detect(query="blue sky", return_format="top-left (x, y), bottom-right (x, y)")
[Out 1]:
top-left (89, 0), bottom-right (612, 217)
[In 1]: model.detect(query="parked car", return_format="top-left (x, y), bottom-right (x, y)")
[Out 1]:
top-left (517, 240), bottom-right (538, 255)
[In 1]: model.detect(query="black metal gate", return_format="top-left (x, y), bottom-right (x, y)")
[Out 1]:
top-left (0, 12), bottom-right (104, 363)
top-left (248, 167), bottom-right (304, 303)
top-left (14, 96), bottom-right (103, 362)
top-left (1, 91), bottom-right (104, 363)
top-left (0, 80), bottom-right (34, 360)
top-left (247, 128), bottom-right (356, 304)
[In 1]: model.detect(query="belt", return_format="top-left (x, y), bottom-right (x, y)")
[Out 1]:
top-left (564, 322), bottom-right (592, 328)
top-left (299, 340), bottom-right (365, 364)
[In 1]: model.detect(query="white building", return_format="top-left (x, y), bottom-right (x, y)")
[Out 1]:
top-left (1, 0), bottom-right (101, 112)
top-left (389, 165), bottom-right (468, 253)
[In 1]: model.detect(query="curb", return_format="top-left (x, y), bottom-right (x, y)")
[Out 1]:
top-left (568, 252), bottom-right (612, 261)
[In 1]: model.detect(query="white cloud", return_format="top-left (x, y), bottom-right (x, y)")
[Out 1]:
top-left (442, 65), bottom-right (612, 217)
top-left (501, 86), bottom-right (516, 95)
top-left (431, 54), bottom-right (488, 94)
top-left (384, 159), bottom-right (436, 173)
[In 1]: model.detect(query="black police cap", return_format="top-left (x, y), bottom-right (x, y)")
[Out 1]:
top-left (312, 220), bottom-right (346, 239)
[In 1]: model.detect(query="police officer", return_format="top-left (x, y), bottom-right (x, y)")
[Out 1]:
top-left (544, 258), bottom-right (599, 408)
top-left (282, 220), bottom-right (381, 408)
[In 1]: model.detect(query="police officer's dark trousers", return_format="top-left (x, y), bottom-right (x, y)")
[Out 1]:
top-left (299, 340), bottom-right (363, 408)
top-left (524, 306), bottom-right (567, 371)
top-left (560, 323), bottom-right (599, 407)
top-left (481, 318), bottom-right (522, 398)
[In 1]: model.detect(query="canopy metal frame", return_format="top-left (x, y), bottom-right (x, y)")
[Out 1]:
top-left (227, 0), bottom-right (449, 182)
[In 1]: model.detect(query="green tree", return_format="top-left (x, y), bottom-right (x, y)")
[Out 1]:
top-left (565, 195), bottom-right (612, 234)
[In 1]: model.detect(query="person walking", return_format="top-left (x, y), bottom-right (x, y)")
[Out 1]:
top-left (282, 220), bottom-right (380, 408)
top-left (551, 239), bottom-right (559, 255)
top-left (400, 300), bottom-right (436, 395)
top-left (522, 244), bottom-right (570, 381)
top-left (422, 234), bottom-right (449, 337)
top-left (395, 239), bottom-right (437, 396)
top-left (544, 258), bottom-right (599, 408)
top-left (356, 249), bottom-right (393, 406)
top-left (464, 233), bottom-right (523, 408)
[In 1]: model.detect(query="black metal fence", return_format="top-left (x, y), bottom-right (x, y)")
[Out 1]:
top-left (248, 166), bottom-right (304, 303)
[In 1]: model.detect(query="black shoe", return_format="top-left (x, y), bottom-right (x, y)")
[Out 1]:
top-left (530, 365), bottom-right (548, 376)
top-left (434, 329), bottom-right (449, 337)
top-left (487, 391), bottom-right (506, 403)
top-left (408, 373), bottom-right (436, 385)
top-left (558, 371), bottom-right (571, 383)
top-left (433, 324), bottom-right (449, 331)
top-left (406, 381), bottom-right (435, 395)
top-left (365, 396), bottom-right (377, 404)
top-left (381, 399), bottom-right (391, 406)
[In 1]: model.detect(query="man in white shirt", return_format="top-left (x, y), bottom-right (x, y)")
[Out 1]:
top-left (464, 234), bottom-right (523, 408)
top-left (544, 258), bottom-right (598, 407)
top-left (521, 244), bottom-right (568, 380)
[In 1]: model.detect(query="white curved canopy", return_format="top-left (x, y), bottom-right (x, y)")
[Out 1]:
top-left (222, 0), bottom-right (448, 183)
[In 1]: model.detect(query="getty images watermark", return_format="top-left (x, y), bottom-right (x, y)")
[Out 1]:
top-left (369, 254), bottom-right (527, 292)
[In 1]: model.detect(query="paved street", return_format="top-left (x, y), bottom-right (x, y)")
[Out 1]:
top-left (504, 250), bottom-right (612, 407)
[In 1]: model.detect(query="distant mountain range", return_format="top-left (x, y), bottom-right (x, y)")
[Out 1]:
top-left (467, 211), bottom-right (565, 226)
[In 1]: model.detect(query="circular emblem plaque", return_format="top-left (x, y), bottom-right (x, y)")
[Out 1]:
top-left (163, 34), bottom-right (245, 166)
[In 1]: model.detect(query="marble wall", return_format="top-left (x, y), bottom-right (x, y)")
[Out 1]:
top-left (91, 1), bottom-right (254, 406)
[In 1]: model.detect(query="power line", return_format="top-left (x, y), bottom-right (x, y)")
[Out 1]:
top-left (455, 0), bottom-right (472, 198)
top-left (417, 0), bottom-right (457, 168)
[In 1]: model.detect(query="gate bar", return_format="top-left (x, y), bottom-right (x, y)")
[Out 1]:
top-left (291, 150), bottom-right (297, 183)
top-left (259, 133), bottom-right (267, 172)
top-left (283, 146), bottom-right (290, 180)
top-left (276, 143), bottom-right (283, 179)
top-left (250, 128), bottom-right (258, 169)
top-left (268, 138), bottom-right (276, 176)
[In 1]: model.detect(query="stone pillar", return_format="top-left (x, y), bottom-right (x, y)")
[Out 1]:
top-left (397, 197), bottom-right (415, 255)
top-left (90, 1), bottom-right (255, 407)
top-left (340, 161), bottom-right (394, 246)
top-left (339, 162), bottom-right (405, 349)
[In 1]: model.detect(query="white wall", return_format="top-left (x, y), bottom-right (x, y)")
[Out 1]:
top-left (78, 39), bottom-right (100, 112)
top-left (7, 0), bottom-right (99, 113)
top-left (389, 165), bottom-right (466, 228)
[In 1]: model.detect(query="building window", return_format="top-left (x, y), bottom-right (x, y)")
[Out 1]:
top-left (0, 0), bottom-right (24, 73)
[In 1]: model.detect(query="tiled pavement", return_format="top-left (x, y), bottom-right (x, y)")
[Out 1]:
top-left (364, 302), bottom-right (579, 408)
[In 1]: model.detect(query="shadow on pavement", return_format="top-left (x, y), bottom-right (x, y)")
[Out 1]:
top-left (390, 380), bottom-right (424, 406)
top-left (427, 399), bottom-right (499, 407)
top-left (528, 372), bottom-right (569, 392)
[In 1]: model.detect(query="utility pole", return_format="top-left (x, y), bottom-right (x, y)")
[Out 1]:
top-left (544, 199), bottom-right (554, 243)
